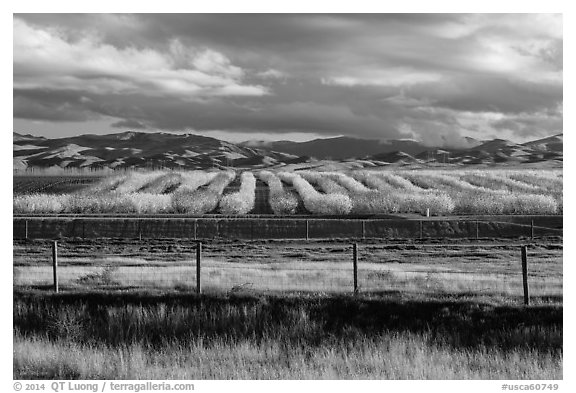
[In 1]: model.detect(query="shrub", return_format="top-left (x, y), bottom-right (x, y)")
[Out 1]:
top-left (219, 172), bottom-right (256, 215)
top-left (178, 171), bottom-right (219, 192)
top-left (13, 194), bottom-right (69, 214)
top-left (279, 172), bottom-right (352, 215)
top-left (114, 172), bottom-right (166, 194)
top-left (126, 193), bottom-right (174, 214)
top-left (351, 171), bottom-right (455, 215)
top-left (84, 174), bottom-right (128, 194)
top-left (62, 194), bottom-right (133, 214)
top-left (300, 171), bottom-right (349, 195)
top-left (139, 173), bottom-right (183, 194)
top-left (379, 172), bottom-right (426, 191)
top-left (171, 171), bottom-right (235, 214)
top-left (259, 171), bottom-right (299, 215)
top-left (330, 173), bottom-right (371, 193)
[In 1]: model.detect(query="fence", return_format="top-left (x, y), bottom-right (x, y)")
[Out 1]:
top-left (13, 239), bottom-right (563, 304)
top-left (12, 215), bottom-right (563, 240)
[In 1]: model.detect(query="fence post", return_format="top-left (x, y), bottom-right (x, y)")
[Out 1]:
top-left (476, 220), bottom-right (479, 239)
top-left (24, 220), bottom-right (28, 240)
top-left (361, 220), bottom-right (366, 239)
top-left (419, 220), bottom-right (423, 239)
top-left (196, 241), bottom-right (202, 295)
top-left (521, 246), bottom-right (529, 306)
top-left (138, 220), bottom-right (142, 241)
top-left (353, 243), bottom-right (358, 294)
top-left (52, 240), bottom-right (59, 293)
top-left (194, 219), bottom-right (198, 240)
top-left (531, 220), bottom-right (534, 239)
top-left (306, 220), bottom-right (309, 240)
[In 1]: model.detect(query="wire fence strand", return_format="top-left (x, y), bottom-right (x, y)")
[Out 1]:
top-left (13, 239), bottom-right (562, 298)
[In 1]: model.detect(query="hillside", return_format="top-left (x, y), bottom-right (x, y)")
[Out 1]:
top-left (13, 131), bottom-right (563, 170)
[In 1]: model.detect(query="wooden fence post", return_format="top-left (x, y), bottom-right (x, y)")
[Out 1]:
top-left (306, 220), bottom-right (309, 240)
top-left (353, 243), bottom-right (358, 294)
top-left (24, 220), bottom-right (28, 240)
top-left (361, 220), bottom-right (366, 239)
top-left (531, 220), bottom-right (534, 239)
top-left (476, 220), bottom-right (479, 239)
top-left (194, 219), bottom-right (198, 240)
top-left (419, 220), bottom-right (423, 239)
top-left (196, 241), bottom-right (202, 295)
top-left (52, 240), bottom-right (59, 293)
top-left (521, 246), bottom-right (529, 306)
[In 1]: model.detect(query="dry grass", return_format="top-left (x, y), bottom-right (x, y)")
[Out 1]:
top-left (14, 240), bottom-right (562, 297)
top-left (13, 291), bottom-right (562, 379)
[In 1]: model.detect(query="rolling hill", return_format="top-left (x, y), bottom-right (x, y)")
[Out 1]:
top-left (13, 131), bottom-right (562, 170)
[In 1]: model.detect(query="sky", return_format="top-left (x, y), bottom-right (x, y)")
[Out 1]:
top-left (13, 13), bottom-right (563, 145)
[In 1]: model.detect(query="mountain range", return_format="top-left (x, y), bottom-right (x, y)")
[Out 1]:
top-left (13, 131), bottom-right (563, 171)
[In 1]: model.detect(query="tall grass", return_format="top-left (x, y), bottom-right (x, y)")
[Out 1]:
top-left (279, 172), bottom-right (352, 215)
top-left (13, 292), bottom-right (563, 379)
top-left (219, 172), bottom-right (256, 215)
top-left (259, 171), bottom-right (299, 215)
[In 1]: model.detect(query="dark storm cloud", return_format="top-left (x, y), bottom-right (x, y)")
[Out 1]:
top-left (13, 14), bottom-right (563, 143)
top-left (410, 76), bottom-right (562, 114)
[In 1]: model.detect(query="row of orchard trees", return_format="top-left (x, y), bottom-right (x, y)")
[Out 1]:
top-left (13, 169), bottom-right (562, 215)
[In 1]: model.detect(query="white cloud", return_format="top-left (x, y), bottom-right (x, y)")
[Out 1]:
top-left (323, 68), bottom-right (443, 87)
top-left (13, 18), bottom-right (268, 98)
top-left (256, 69), bottom-right (288, 79)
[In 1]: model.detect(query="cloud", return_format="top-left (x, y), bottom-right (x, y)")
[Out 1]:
top-left (13, 14), bottom-right (563, 143)
top-left (13, 18), bottom-right (268, 99)
top-left (110, 119), bottom-right (148, 129)
top-left (256, 69), bottom-right (288, 80)
top-left (323, 68), bottom-right (443, 87)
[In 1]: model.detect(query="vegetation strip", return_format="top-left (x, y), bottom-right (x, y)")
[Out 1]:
top-left (13, 290), bottom-right (562, 379)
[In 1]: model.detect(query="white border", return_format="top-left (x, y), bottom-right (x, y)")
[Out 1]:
top-left (2, 3), bottom-right (571, 391)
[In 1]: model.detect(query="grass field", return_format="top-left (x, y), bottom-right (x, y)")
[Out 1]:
top-left (13, 239), bottom-right (563, 297)
top-left (13, 238), bottom-right (563, 379)
top-left (13, 168), bottom-right (562, 215)
top-left (13, 290), bottom-right (562, 379)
